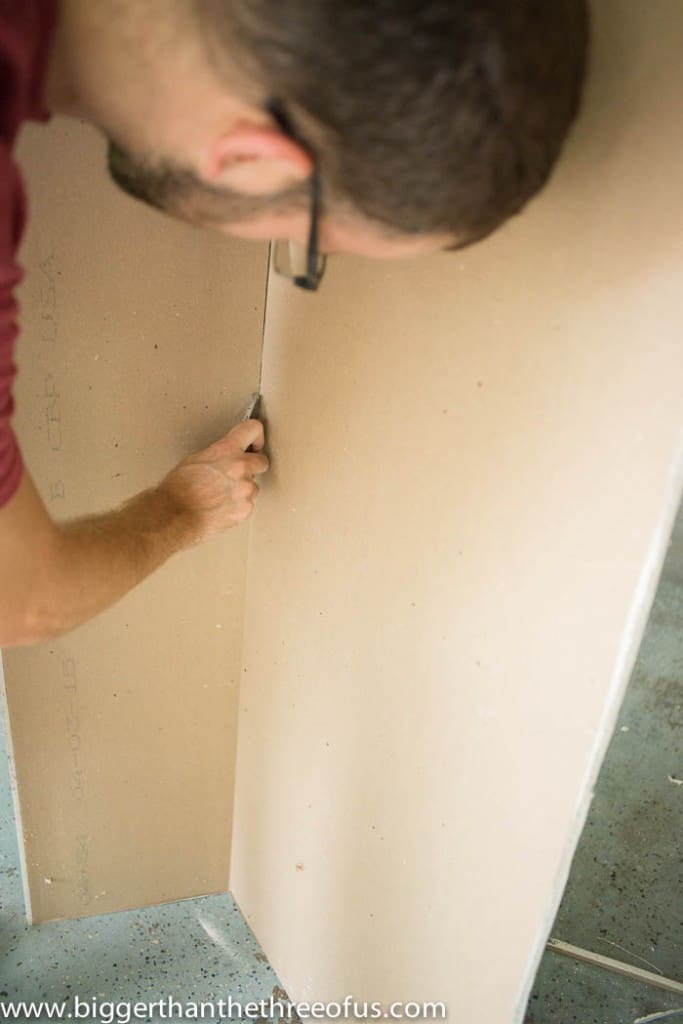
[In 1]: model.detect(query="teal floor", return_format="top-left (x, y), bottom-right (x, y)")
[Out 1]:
top-left (0, 727), bottom-right (280, 1019)
top-left (526, 501), bottom-right (683, 1024)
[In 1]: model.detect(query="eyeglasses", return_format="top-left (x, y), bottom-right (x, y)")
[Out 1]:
top-left (267, 99), bottom-right (327, 292)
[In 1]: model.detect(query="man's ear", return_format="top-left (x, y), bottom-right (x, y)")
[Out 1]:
top-left (203, 125), bottom-right (314, 195)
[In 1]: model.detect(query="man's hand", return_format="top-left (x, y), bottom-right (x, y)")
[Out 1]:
top-left (161, 419), bottom-right (270, 546)
top-left (0, 418), bottom-right (270, 647)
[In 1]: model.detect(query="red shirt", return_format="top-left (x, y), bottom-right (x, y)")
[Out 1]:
top-left (0, 0), bottom-right (58, 507)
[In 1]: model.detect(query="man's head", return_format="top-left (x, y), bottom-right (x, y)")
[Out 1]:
top-left (52, 0), bottom-right (589, 259)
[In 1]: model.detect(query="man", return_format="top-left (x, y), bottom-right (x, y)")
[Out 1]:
top-left (0, 0), bottom-right (588, 647)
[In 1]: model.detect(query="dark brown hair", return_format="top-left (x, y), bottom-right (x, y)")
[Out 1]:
top-left (198, 0), bottom-right (589, 243)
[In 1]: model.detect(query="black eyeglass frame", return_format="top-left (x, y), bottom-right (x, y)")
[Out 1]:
top-left (267, 99), bottom-right (326, 292)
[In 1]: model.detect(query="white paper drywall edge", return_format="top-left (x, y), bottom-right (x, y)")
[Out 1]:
top-left (0, 652), bottom-right (33, 923)
top-left (514, 433), bottom-right (683, 1022)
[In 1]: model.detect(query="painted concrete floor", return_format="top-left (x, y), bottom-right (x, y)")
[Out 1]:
top-left (526, 501), bottom-right (683, 1024)
top-left (0, 718), bottom-right (281, 1019)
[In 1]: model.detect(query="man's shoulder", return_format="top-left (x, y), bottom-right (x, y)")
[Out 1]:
top-left (0, 0), bottom-right (58, 145)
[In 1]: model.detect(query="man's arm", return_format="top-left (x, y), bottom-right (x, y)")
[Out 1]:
top-left (0, 419), bottom-right (268, 647)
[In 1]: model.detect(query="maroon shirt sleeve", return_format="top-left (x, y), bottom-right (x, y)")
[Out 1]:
top-left (0, 141), bottom-right (26, 507)
top-left (0, 0), bottom-right (59, 508)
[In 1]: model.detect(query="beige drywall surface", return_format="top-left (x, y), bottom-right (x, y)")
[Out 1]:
top-left (1, 119), bottom-right (267, 922)
top-left (230, 3), bottom-right (683, 1021)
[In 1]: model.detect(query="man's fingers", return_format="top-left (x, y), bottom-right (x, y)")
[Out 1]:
top-left (227, 418), bottom-right (265, 453)
top-left (244, 452), bottom-right (269, 475)
top-left (233, 479), bottom-right (259, 501)
top-left (224, 452), bottom-right (269, 480)
top-left (189, 421), bottom-right (268, 482)
top-left (168, 418), bottom-right (268, 541)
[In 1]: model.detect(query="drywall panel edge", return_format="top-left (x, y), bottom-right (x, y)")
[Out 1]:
top-left (514, 441), bottom-right (683, 1022)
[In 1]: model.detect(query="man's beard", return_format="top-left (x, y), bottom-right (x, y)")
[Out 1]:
top-left (107, 140), bottom-right (309, 227)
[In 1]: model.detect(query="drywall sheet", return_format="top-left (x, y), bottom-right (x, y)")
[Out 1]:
top-left (230, 2), bottom-right (683, 1021)
top-left (1, 119), bottom-right (267, 922)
